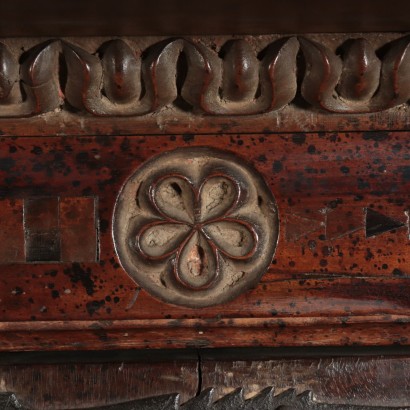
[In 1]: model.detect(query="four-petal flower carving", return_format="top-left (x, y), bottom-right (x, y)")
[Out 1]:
top-left (135, 174), bottom-right (258, 290)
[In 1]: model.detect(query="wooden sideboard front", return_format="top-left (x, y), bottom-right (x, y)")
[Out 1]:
top-left (0, 6), bottom-right (409, 408)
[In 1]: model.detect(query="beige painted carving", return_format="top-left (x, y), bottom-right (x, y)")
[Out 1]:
top-left (113, 148), bottom-right (279, 308)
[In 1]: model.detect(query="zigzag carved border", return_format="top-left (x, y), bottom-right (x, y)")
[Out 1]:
top-left (0, 34), bottom-right (408, 118)
top-left (2, 388), bottom-right (408, 409)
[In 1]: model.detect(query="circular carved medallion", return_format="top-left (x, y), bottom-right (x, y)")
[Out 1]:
top-left (113, 148), bottom-right (279, 307)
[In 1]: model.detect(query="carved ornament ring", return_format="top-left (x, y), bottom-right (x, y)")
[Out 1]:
top-left (113, 148), bottom-right (279, 307)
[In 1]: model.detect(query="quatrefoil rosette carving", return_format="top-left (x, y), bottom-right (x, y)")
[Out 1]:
top-left (113, 148), bottom-right (279, 308)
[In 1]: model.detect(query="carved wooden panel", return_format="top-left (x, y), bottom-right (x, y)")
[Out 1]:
top-left (1, 353), bottom-right (410, 408)
top-left (0, 25), bottom-right (409, 409)
top-left (0, 33), bottom-right (408, 136)
top-left (0, 132), bottom-right (408, 350)
top-left (113, 148), bottom-right (278, 307)
top-left (1, 35), bottom-right (409, 116)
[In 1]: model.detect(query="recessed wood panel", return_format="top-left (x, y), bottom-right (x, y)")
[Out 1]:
top-left (60, 197), bottom-right (97, 263)
top-left (24, 197), bottom-right (60, 262)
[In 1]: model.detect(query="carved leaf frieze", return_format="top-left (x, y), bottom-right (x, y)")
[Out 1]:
top-left (0, 35), bottom-right (408, 117)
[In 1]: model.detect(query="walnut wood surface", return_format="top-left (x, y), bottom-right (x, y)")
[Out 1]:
top-left (0, 0), bottom-right (409, 37)
top-left (1, 354), bottom-right (409, 408)
top-left (0, 132), bottom-right (408, 350)
top-left (0, 8), bottom-right (408, 410)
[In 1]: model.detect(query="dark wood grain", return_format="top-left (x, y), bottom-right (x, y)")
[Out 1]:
top-left (1, 354), bottom-right (409, 408)
top-left (0, 5), bottom-right (408, 409)
top-left (201, 355), bottom-right (410, 407)
top-left (0, 132), bottom-right (408, 350)
top-left (0, 0), bottom-right (408, 37)
top-left (0, 199), bottom-right (24, 263)
top-left (24, 197), bottom-right (60, 262)
top-left (0, 361), bottom-right (198, 409)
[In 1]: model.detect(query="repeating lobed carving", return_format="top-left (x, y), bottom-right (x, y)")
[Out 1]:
top-left (0, 35), bottom-right (408, 117)
top-left (1, 389), bottom-right (407, 409)
top-left (113, 148), bottom-right (279, 308)
top-left (136, 173), bottom-right (258, 290)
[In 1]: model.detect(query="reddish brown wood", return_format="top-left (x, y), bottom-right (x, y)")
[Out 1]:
top-left (0, 6), bottom-right (407, 408)
top-left (60, 197), bottom-right (97, 263)
top-left (0, 132), bottom-right (408, 351)
top-left (0, 199), bottom-right (24, 263)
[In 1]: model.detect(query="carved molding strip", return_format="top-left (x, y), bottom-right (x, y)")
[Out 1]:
top-left (1, 389), bottom-right (408, 409)
top-left (0, 34), bottom-right (408, 118)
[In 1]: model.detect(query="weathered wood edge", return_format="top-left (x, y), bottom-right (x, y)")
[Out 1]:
top-left (1, 389), bottom-right (408, 409)
top-left (1, 322), bottom-right (410, 351)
